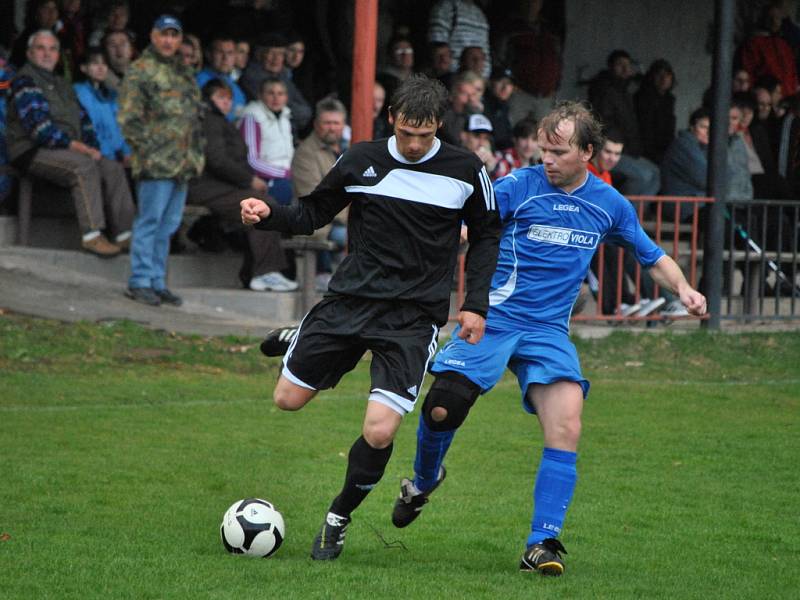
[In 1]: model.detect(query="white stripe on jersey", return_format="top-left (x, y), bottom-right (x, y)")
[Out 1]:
top-left (488, 221), bottom-right (520, 306)
top-left (479, 166), bottom-right (496, 210)
top-left (346, 169), bottom-right (474, 210)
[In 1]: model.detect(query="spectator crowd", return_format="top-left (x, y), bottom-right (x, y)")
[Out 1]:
top-left (0, 0), bottom-right (798, 311)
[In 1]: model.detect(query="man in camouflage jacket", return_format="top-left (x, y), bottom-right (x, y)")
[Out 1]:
top-left (118, 15), bottom-right (204, 307)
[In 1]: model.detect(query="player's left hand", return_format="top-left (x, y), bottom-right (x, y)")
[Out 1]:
top-left (457, 311), bottom-right (485, 345)
top-left (681, 288), bottom-right (707, 316)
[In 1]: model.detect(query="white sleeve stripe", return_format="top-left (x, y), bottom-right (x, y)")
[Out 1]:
top-left (488, 173), bottom-right (496, 210)
top-left (478, 167), bottom-right (490, 211)
top-left (479, 167), bottom-right (495, 211)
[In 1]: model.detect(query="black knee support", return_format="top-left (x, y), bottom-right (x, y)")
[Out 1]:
top-left (422, 371), bottom-right (481, 432)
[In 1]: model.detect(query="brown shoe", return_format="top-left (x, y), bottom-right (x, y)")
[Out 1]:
top-left (82, 234), bottom-right (121, 257)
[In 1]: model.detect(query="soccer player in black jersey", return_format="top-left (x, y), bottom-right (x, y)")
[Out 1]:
top-left (240, 74), bottom-right (501, 561)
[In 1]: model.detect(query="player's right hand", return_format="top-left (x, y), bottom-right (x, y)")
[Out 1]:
top-left (241, 198), bottom-right (270, 225)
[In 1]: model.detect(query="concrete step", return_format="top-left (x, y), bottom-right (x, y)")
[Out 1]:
top-left (0, 244), bottom-right (245, 288)
top-left (0, 245), bottom-right (315, 325)
top-left (180, 286), bottom-right (299, 322)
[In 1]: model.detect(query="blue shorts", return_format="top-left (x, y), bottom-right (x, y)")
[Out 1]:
top-left (430, 324), bottom-right (590, 413)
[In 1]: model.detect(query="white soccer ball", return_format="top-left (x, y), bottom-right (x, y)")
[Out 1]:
top-left (220, 498), bottom-right (285, 558)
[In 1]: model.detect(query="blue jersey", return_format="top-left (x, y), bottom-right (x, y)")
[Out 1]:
top-left (487, 165), bottom-right (665, 332)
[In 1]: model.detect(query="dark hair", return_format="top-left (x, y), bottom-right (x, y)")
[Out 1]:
top-left (753, 74), bottom-right (781, 93)
top-left (606, 49), bottom-right (631, 68)
top-left (285, 30), bottom-right (304, 45)
top-left (202, 78), bottom-right (232, 100)
top-left (538, 100), bottom-right (604, 158)
top-left (209, 34), bottom-right (235, 47)
top-left (602, 126), bottom-right (625, 145)
top-left (731, 91), bottom-right (757, 113)
top-left (101, 29), bottom-right (133, 48)
top-left (259, 77), bottom-right (287, 95)
top-left (689, 107), bottom-right (710, 127)
top-left (257, 32), bottom-right (287, 50)
top-left (388, 74), bottom-right (448, 125)
top-left (512, 118), bottom-right (538, 139)
top-left (75, 47), bottom-right (107, 84)
top-left (644, 58), bottom-right (675, 89)
top-left (80, 46), bottom-right (106, 65)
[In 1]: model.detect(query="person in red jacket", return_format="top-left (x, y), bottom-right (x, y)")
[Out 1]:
top-left (740, 3), bottom-right (798, 97)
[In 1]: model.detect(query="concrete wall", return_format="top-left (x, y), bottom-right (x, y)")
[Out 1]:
top-left (560, 0), bottom-right (716, 132)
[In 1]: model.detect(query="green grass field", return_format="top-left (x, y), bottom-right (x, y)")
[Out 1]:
top-left (1, 314), bottom-right (799, 599)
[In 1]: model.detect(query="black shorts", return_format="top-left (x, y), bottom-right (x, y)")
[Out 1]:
top-left (282, 295), bottom-right (440, 414)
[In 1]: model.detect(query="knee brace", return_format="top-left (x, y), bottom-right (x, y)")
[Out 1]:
top-left (422, 371), bottom-right (481, 432)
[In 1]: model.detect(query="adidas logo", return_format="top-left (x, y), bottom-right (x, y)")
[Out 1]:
top-left (362, 166), bottom-right (377, 178)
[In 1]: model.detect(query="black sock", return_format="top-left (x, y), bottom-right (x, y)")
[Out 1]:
top-left (329, 436), bottom-right (393, 518)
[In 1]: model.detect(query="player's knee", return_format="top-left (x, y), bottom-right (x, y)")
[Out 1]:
top-left (273, 389), bottom-right (303, 411)
top-left (362, 423), bottom-right (395, 449)
top-left (430, 406), bottom-right (448, 422)
top-left (272, 380), bottom-right (311, 411)
top-left (422, 371), bottom-right (481, 432)
top-left (547, 415), bottom-right (582, 448)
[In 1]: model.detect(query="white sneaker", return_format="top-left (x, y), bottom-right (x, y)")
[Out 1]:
top-left (315, 272), bottom-right (332, 292)
top-left (617, 302), bottom-right (641, 317)
top-left (249, 272), bottom-right (299, 292)
top-left (637, 297), bottom-right (666, 317)
top-left (661, 299), bottom-right (689, 317)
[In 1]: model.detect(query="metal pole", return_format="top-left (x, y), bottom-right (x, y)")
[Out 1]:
top-left (350, 0), bottom-right (378, 143)
top-left (702, 0), bottom-right (735, 330)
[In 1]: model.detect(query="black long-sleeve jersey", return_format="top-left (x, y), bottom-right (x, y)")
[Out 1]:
top-left (255, 136), bottom-right (501, 325)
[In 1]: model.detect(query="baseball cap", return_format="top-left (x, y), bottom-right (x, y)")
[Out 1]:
top-left (490, 66), bottom-right (515, 83)
top-left (153, 15), bottom-right (183, 33)
top-left (465, 113), bottom-right (493, 134)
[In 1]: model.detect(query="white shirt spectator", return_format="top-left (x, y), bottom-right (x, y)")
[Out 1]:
top-left (428, 0), bottom-right (491, 78)
top-left (239, 101), bottom-right (293, 179)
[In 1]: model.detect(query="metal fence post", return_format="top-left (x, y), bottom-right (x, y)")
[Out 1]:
top-left (703, 0), bottom-right (736, 330)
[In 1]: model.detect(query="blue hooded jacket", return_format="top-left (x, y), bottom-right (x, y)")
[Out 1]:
top-left (73, 81), bottom-right (131, 160)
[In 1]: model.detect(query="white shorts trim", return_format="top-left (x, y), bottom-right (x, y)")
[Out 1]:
top-left (281, 365), bottom-right (316, 390)
top-left (369, 389), bottom-right (414, 416)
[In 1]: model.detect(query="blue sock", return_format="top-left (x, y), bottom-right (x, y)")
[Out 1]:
top-left (527, 447), bottom-right (578, 548)
top-left (413, 414), bottom-right (455, 492)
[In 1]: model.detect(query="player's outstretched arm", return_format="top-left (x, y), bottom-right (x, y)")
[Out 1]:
top-left (649, 255), bottom-right (707, 316)
top-left (456, 310), bottom-right (486, 345)
top-left (241, 198), bottom-right (271, 225)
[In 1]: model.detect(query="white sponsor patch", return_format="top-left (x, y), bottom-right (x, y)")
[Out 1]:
top-left (527, 224), bottom-right (598, 250)
top-left (553, 203), bottom-right (580, 212)
top-left (443, 359), bottom-right (466, 367)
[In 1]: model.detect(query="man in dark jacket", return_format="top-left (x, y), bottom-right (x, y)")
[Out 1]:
top-left (588, 49), bottom-right (660, 196)
top-left (660, 107), bottom-right (710, 221)
top-left (188, 79), bottom-right (295, 292)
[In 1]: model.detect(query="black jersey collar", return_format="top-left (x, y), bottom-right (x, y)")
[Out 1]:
top-left (388, 135), bottom-right (442, 165)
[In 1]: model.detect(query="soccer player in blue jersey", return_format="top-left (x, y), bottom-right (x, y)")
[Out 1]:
top-left (391, 101), bottom-right (707, 575)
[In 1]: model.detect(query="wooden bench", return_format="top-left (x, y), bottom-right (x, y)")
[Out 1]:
top-left (281, 238), bottom-right (338, 315)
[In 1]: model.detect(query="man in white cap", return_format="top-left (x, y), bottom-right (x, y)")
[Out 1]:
top-left (461, 113), bottom-right (497, 172)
